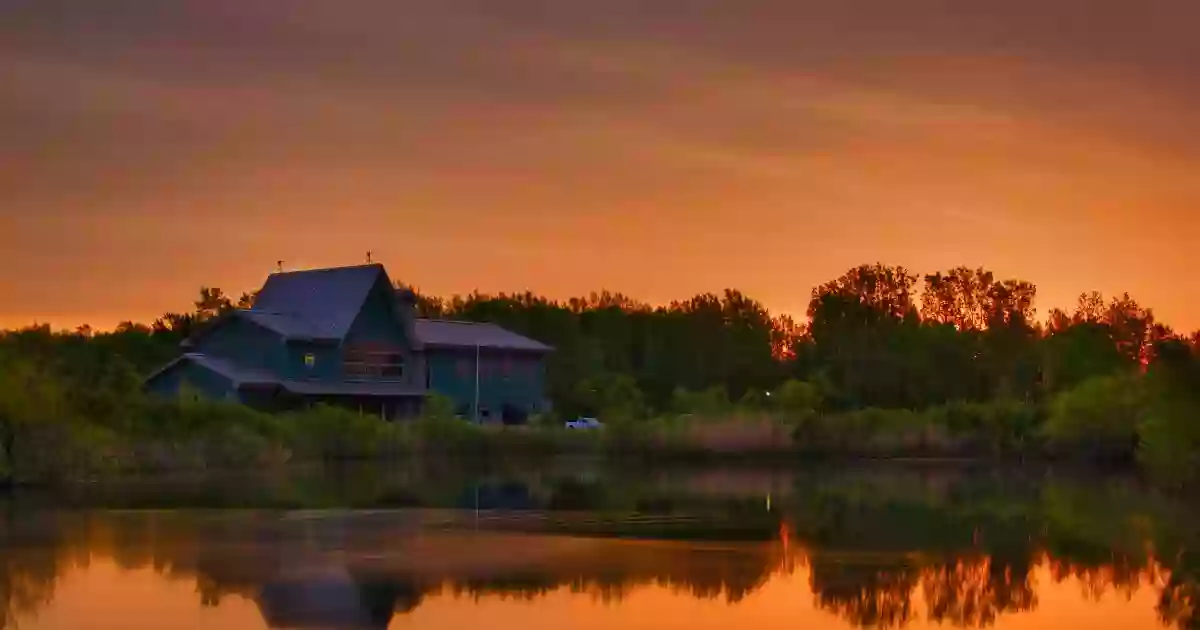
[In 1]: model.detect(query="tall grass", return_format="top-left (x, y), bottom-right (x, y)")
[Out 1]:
top-left (4, 360), bottom-right (1200, 487)
top-left (791, 401), bottom-right (1040, 458)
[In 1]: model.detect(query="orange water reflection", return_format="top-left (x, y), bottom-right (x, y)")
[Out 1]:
top-left (3, 510), bottom-right (1194, 630)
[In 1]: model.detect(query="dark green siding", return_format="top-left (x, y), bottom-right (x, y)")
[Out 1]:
top-left (285, 343), bottom-right (341, 381)
top-left (344, 278), bottom-right (409, 348)
top-left (425, 348), bottom-right (546, 419)
top-left (284, 277), bottom-right (416, 385)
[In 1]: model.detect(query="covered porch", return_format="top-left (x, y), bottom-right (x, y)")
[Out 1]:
top-left (240, 380), bottom-right (428, 420)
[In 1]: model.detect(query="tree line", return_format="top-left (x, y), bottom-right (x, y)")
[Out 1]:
top-left (8, 262), bottom-right (1200, 416)
top-left (409, 263), bottom-right (1195, 417)
top-left (5, 262), bottom-right (1200, 484)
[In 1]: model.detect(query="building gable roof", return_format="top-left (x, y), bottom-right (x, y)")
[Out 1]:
top-left (144, 353), bottom-right (281, 388)
top-left (250, 264), bottom-right (390, 341)
top-left (236, 310), bottom-right (323, 339)
top-left (179, 308), bottom-right (327, 350)
top-left (183, 264), bottom-right (553, 353)
top-left (146, 353), bottom-right (429, 397)
top-left (414, 319), bottom-right (553, 352)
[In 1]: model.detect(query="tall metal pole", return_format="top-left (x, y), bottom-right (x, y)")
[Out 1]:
top-left (474, 342), bottom-right (481, 423)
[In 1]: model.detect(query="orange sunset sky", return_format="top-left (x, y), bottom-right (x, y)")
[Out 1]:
top-left (3, 1), bottom-right (1199, 331)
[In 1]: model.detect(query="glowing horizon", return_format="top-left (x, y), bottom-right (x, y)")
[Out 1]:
top-left (5, 2), bottom-right (1199, 332)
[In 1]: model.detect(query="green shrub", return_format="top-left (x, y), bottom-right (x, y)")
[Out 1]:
top-left (572, 374), bottom-right (647, 422)
top-left (1137, 361), bottom-right (1200, 487)
top-left (1042, 375), bottom-right (1143, 460)
top-left (774, 379), bottom-right (823, 417)
top-left (4, 417), bottom-right (124, 483)
top-left (283, 404), bottom-right (395, 460)
top-left (924, 400), bottom-right (1040, 454)
top-left (411, 414), bottom-right (489, 454)
top-left (601, 416), bottom-right (671, 456)
top-left (205, 423), bottom-right (275, 468)
top-left (738, 389), bottom-right (768, 409)
top-left (1138, 406), bottom-right (1200, 488)
top-left (854, 408), bottom-right (926, 455)
top-left (671, 386), bottom-right (731, 417)
top-left (774, 379), bottom-right (824, 440)
top-left (795, 407), bottom-right (925, 455)
top-left (792, 400), bottom-right (1040, 458)
top-left (0, 436), bottom-right (8, 482)
top-left (528, 412), bottom-right (559, 429)
top-left (421, 393), bottom-right (458, 422)
top-left (0, 356), bottom-right (119, 482)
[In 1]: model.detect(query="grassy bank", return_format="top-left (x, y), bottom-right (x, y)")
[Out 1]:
top-left (3, 341), bottom-right (1200, 487)
top-left (0, 385), bottom-right (1189, 487)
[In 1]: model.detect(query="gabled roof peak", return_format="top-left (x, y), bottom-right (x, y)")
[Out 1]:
top-left (251, 263), bottom-right (392, 340)
top-left (269, 262), bottom-right (384, 276)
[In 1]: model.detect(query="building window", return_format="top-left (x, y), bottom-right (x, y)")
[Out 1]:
top-left (380, 354), bottom-right (404, 379)
top-left (344, 344), bottom-right (405, 380)
top-left (304, 353), bottom-right (316, 368)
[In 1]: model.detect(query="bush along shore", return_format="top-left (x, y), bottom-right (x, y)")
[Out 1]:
top-left (2, 367), bottom-right (1199, 488)
top-left (5, 261), bottom-right (1200, 488)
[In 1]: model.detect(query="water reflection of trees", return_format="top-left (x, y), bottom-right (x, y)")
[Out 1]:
top-left (800, 552), bottom-right (1042, 629)
top-left (446, 543), bottom-right (780, 605)
top-left (1, 506), bottom-right (83, 629)
top-left (786, 468), bottom-right (1200, 629)
top-left (808, 557), bottom-right (920, 628)
top-left (921, 557), bottom-right (1037, 627)
top-left (5, 470), bottom-right (1200, 630)
top-left (802, 552), bottom-right (1190, 629)
top-left (1160, 576), bottom-right (1200, 629)
top-left (0, 511), bottom-right (784, 629)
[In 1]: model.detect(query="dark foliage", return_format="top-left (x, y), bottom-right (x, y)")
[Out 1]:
top-left (4, 264), bottom-right (1200, 484)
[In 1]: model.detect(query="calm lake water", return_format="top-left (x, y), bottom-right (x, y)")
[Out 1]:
top-left (3, 461), bottom-right (1198, 629)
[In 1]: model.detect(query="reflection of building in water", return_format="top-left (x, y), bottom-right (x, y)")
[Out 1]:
top-left (1, 511), bottom-right (788, 627)
top-left (256, 569), bottom-right (422, 630)
top-left (4, 509), bottom-right (1200, 630)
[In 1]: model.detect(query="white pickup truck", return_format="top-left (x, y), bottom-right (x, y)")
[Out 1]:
top-left (565, 417), bottom-right (603, 429)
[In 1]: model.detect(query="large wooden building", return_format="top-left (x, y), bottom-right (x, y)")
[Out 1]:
top-left (145, 264), bottom-right (553, 421)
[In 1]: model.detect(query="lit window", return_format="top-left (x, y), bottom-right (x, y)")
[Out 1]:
top-left (304, 353), bottom-right (315, 368)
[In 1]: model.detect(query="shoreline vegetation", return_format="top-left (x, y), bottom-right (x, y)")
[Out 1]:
top-left (3, 262), bottom-right (1200, 487)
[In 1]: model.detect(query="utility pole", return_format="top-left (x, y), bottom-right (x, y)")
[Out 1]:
top-left (473, 342), bottom-right (481, 423)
